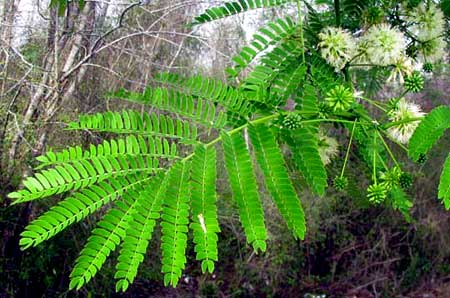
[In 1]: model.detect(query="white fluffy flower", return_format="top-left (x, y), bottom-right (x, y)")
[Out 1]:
top-left (387, 55), bottom-right (415, 83)
top-left (361, 24), bottom-right (406, 66)
top-left (317, 130), bottom-right (339, 165)
top-left (318, 27), bottom-right (357, 71)
top-left (407, 3), bottom-right (445, 41)
top-left (387, 98), bottom-right (425, 144)
top-left (419, 36), bottom-right (447, 63)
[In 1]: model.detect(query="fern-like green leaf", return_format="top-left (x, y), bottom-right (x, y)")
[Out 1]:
top-left (110, 88), bottom-right (227, 129)
top-left (190, 145), bottom-right (220, 273)
top-left (242, 40), bottom-right (302, 104)
top-left (18, 175), bottom-right (152, 250)
top-left (36, 135), bottom-right (177, 170)
top-left (288, 125), bottom-right (328, 196)
top-left (439, 152), bottom-right (450, 209)
top-left (227, 17), bottom-right (296, 77)
top-left (222, 131), bottom-right (267, 252)
top-left (161, 162), bottom-right (191, 287)
top-left (8, 153), bottom-right (157, 204)
top-left (66, 110), bottom-right (198, 143)
top-left (154, 73), bottom-right (252, 116)
top-left (389, 186), bottom-right (413, 222)
top-left (248, 124), bottom-right (306, 239)
top-left (115, 173), bottom-right (167, 292)
top-left (408, 106), bottom-right (450, 161)
top-left (69, 180), bottom-right (152, 290)
top-left (192, 0), bottom-right (292, 25)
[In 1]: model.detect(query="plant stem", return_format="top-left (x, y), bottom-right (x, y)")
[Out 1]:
top-left (360, 96), bottom-right (388, 112)
top-left (182, 114), bottom-right (370, 162)
top-left (377, 130), bottom-right (400, 168)
top-left (334, 0), bottom-right (341, 27)
top-left (381, 117), bottom-right (423, 129)
top-left (340, 119), bottom-right (357, 178)
top-left (372, 132), bottom-right (377, 184)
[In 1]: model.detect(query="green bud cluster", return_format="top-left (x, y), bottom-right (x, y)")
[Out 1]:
top-left (404, 71), bottom-right (424, 93)
top-left (282, 113), bottom-right (302, 130)
top-left (367, 183), bottom-right (388, 203)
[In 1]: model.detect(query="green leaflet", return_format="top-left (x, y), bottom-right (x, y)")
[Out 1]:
top-left (153, 73), bottom-right (252, 116)
top-left (8, 154), bottom-right (157, 204)
top-left (408, 106), bottom-right (450, 161)
top-left (161, 162), bottom-right (191, 287)
top-left (36, 136), bottom-right (177, 169)
top-left (227, 17), bottom-right (297, 77)
top-left (109, 87), bottom-right (227, 129)
top-left (69, 180), bottom-right (153, 290)
top-left (439, 153), bottom-right (450, 210)
top-left (190, 145), bottom-right (220, 273)
top-left (288, 125), bottom-right (328, 196)
top-left (222, 131), bottom-right (267, 252)
top-left (241, 40), bottom-right (302, 104)
top-left (191, 0), bottom-right (292, 25)
top-left (66, 110), bottom-right (198, 144)
top-left (248, 124), bottom-right (306, 240)
top-left (389, 187), bottom-right (413, 222)
top-left (115, 173), bottom-right (167, 292)
top-left (19, 175), bottom-right (151, 250)
top-left (296, 83), bottom-right (319, 118)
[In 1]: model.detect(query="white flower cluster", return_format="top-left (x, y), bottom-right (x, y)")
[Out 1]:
top-left (360, 24), bottom-right (406, 66)
top-left (318, 24), bottom-right (409, 77)
top-left (317, 4), bottom-right (447, 76)
top-left (317, 130), bottom-right (339, 165)
top-left (387, 98), bottom-right (425, 144)
top-left (407, 3), bottom-right (446, 63)
top-left (318, 27), bottom-right (357, 71)
top-left (407, 3), bottom-right (445, 41)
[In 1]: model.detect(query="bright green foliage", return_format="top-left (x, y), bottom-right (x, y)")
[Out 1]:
top-left (153, 73), bottom-right (252, 116)
top-left (19, 175), bottom-right (150, 250)
top-left (67, 110), bottom-right (198, 143)
top-left (36, 135), bottom-right (177, 169)
top-left (389, 187), bottom-right (413, 222)
top-left (161, 162), bottom-right (191, 287)
top-left (115, 174), bottom-right (167, 292)
top-left (9, 150), bottom-right (158, 204)
top-left (190, 146), bottom-right (220, 273)
top-left (297, 84), bottom-right (320, 118)
top-left (227, 17), bottom-right (297, 77)
top-left (288, 125), bottom-right (328, 196)
top-left (241, 40), bottom-right (303, 105)
top-left (438, 153), bottom-right (450, 209)
top-left (249, 124), bottom-right (306, 239)
top-left (222, 131), bottom-right (267, 252)
top-left (408, 106), bottom-right (450, 161)
top-left (191, 0), bottom-right (292, 25)
top-left (110, 88), bottom-right (227, 129)
top-left (69, 183), bottom-right (147, 290)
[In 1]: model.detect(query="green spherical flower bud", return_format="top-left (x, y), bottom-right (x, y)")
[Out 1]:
top-left (325, 85), bottom-right (355, 112)
top-left (367, 183), bottom-right (388, 204)
top-left (423, 62), bottom-right (433, 73)
top-left (404, 71), bottom-right (424, 93)
top-left (399, 172), bottom-right (413, 189)
top-left (417, 153), bottom-right (427, 164)
top-left (333, 176), bottom-right (348, 191)
top-left (380, 166), bottom-right (402, 190)
top-left (282, 112), bottom-right (302, 130)
top-left (318, 103), bottom-right (332, 119)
